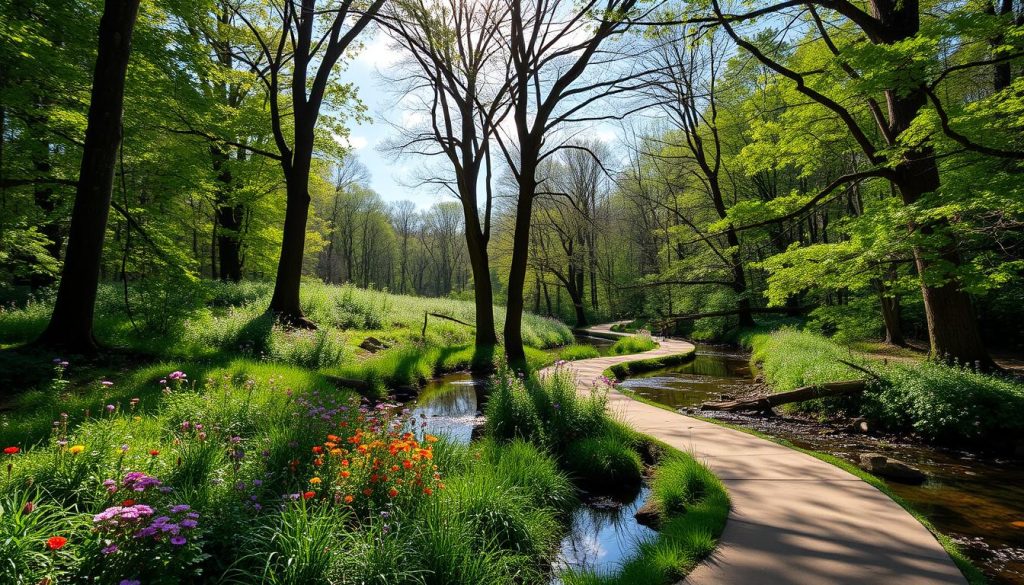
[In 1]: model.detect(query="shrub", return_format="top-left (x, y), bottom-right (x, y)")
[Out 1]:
top-left (563, 433), bottom-right (643, 486)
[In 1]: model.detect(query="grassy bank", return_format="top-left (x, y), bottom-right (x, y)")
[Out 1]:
top-left (745, 329), bottom-right (1024, 448)
top-left (485, 364), bottom-right (729, 584)
top-left (0, 281), bottom-right (572, 361)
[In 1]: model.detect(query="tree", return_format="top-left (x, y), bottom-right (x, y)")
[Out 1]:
top-left (705, 0), bottom-right (1002, 367)
top-left (37, 0), bottom-right (142, 351)
top-left (380, 0), bottom-right (511, 348)
top-left (231, 0), bottom-right (384, 326)
top-left (498, 0), bottom-right (653, 365)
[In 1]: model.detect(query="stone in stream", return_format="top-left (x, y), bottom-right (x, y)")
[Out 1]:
top-left (634, 499), bottom-right (662, 530)
top-left (858, 453), bottom-right (926, 485)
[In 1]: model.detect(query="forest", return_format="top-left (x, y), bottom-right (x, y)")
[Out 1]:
top-left (1, 0), bottom-right (1023, 583)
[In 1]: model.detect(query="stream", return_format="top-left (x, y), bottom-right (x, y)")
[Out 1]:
top-left (617, 345), bottom-right (1024, 585)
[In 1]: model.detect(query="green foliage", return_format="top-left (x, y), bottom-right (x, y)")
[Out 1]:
top-left (562, 432), bottom-right (643, 486)
top-left (751, 329), bottom-right (1024, 446)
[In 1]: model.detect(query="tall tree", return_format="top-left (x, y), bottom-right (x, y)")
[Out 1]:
top-left (37, 0), bottom-right (142, 351)
top-left (381, 0), bottom-right (511, 348)
top-left (232, 0), bottom-right (384, 326)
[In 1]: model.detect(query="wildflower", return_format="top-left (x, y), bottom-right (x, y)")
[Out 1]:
top-left (105, 404), bottom-right (116, 412)
top-left (343, 495), bottom-right (354, 504)
top-left (120, 444), bottom-right (129, 453)
top-left (302, 491), bottom-right (315, 500)
top-left (170, 504), bottom-right (190, 513)
top-left (120, 580), bottom-right (141, 585)
top-left (68, 445), bottom-right (85, 455)
top-left (3, 446), bottom-right (19, 455)
top-left (22, 501), bottom-right (34, 514)
top-left (423, 487), bottom-right (434, 496)
top-left (181, 421), bottom-right (191, 431)
top-left (168, 371), bottom-right (187, 381)
top-left (170, 536), bottom-right (187, 546)
top-left (424, 435), bottom-right (439, 443)
top-left (122, 499), bottom-right (136, 506)
top-left (149, 450), bottom-right (160, 457)
top-left (102, 380), bottom-right (114, 387)
top-left (309, 477), bottom-right (322, 484)
top-left (103, 479), bottom-right (117, 493)
top-left (340, 470), bottom-right (350, 478)
top-left (46, 536), bottom-right (68, 550)
top-left (102, 543), bottom-right (119, 555)
top-left (388, 487), bottom-right (399, 498)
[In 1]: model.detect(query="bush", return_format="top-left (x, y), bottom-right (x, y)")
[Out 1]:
top-left (563, 433), bottom-right (642, 486)
top-left (865, 362), bottom-right (1024, 446)
top-left (610, 331), bottom-right (657, 355)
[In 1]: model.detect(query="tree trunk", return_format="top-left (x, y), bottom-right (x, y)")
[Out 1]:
top-left (211, 145), bottom-right (243, 282)
top-left (879, 291), bottom-right (906, 346)
top-left (465, 226), bottom-right (498, 348)
top-left (268, 134), bottom-right (314, 327)
top-left (702, 380), bottom-right (866, 412)
top-left (37, 0), bottom-right (141, 351)
top-left (503, 176), bottom-right (536, 366)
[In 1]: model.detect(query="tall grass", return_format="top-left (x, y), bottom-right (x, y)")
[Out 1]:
top-left (609, 331), bottom-right (657, 355)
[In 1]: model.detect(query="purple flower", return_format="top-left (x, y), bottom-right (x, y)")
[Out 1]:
top-left (180, 421), bottom-right (191, 431)
top-left (106, 404), bottom-right (116, 412)
top-left (101, 543), bottom-right (119, 555)
top-left (180, 519), bottom-right (198, 529)
top-left (120, 444), bottom-right (129, 453)
top-left (168, 371), bottom-right (187, 381)
top-left (103, 479), bottom-right (117, 493)
top-left (102, 380), bottom-right (114, 387)
top-left (120, 580), bottom-right (141, 585)
top-left (170, 536), bottom-right (187, 546)
top-left (170, 504), bottom-right (190, 513)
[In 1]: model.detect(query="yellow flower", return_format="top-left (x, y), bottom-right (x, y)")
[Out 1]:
top-left (133, 416), bottom-right (141, 422)
top-left (309, 477), bottom-right (322, 484)
top-left (68, 445), bottom-right (85, 455)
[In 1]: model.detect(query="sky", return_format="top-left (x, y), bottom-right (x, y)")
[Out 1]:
top-left (336, 28), bottom-right (630, 210)
top-left (338, 33), bottom-right (445, 209)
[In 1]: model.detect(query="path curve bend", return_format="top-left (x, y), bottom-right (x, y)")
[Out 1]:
top-left (553, 323), bottom-right (966, 585)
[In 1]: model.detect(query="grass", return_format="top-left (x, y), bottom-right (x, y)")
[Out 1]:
top-left (609, 332), bottom-right (657, 355)
top-left (559, 343), bottom-right (601, 361)
top-left (0, 357), bottom-right (584, 584)
top-left (0, 281), bottom-right (573, 361)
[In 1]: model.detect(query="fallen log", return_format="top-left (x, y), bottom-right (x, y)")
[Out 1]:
top-left (701, 380), bottom-right (866, 412)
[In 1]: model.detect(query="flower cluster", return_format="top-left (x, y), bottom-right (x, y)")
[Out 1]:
top-left (293, 401), bottom-right (445, 513)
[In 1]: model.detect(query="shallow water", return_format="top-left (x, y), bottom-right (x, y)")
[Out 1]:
top-left (620, 346), bottom-right (1024, 584)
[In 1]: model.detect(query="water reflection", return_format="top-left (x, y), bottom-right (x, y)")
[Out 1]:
top-left (410, 373), bottom-right (485, 444)
top-left (553, 487), bottom-right (656, 581)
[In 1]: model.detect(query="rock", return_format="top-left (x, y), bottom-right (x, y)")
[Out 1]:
top-left (858, 453), bottom-right (926, 485)
top-left (584, 495), bottom-right (623, 512)
top-left (359, 337), bottom-right (389, 353)
top-left (634, 499), bottom-right (662, 530)
top-left (469, 421), bottom-right (486, 442)
top-left (847, 417), bottom-right (870, 433)
top-left (718, 394), bottom-right (734, 401)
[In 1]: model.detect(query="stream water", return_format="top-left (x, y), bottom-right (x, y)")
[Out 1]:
top-left (618, 346), bottom-right (1024, 585)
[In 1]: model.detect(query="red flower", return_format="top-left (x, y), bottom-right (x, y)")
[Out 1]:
top-left (22, 501), bottom-right (34, 514)
top-left (3, 447), bottom-right (19, 455)
top-left (388, 487), bottom-right (399, 498)
top-left (302, 491), bottom-right (315, 500)
top-left (311, 446), bottom-right (323, 454)
top-left (47, 536), bottom-right (68, 550)
top-left (149, 449), bottom-right (160, 457)
top-left (122, 499), bottom-right (136, 506)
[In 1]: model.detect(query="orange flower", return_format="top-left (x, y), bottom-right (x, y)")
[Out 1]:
top-left (423, 487), bottom-right (433, 496)
top-left (388, 487), bottom-right (399, 498)
top-left (47, 536), bottom-right (68, 550)
top-left (343, 495), bottom-right (354, 504)
top-left (327, 434), bottom-right (340, 442)
top-left (312, 446), bottom-right (323, 454)
top-left (313, 458), bottom-right (323, 467)
top-left (402, 459), bottom-right (413, 469)
top-left (362, 488), bottom-right (373, 496)
top-left (340, 470), bottom-right (350, 478)
top-left (425, 435), bottom-right (439, 443)
top-left (302, 491), bottom-right (315, 500)
top-left (149, 449), bottom-right (159, 457)
top-left (122, 499), bottom-right (136, 506)
top-left (390, 465), bottom-right (399, 472)
top-left (309, 477), bottom-right (322, 484)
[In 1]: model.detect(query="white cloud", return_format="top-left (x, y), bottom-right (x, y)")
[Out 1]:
top-left (334, 133), bottom-right (369, 150)
top-left (353, 32), bottom-right (403, 70)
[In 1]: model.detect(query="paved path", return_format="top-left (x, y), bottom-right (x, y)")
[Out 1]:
top-left (554, 323), bottom-right (966, 584)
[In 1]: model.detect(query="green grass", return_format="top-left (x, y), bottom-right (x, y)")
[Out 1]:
top-left (559, 343), bottom-right (601, 361)
top-left (0, 281), bottom-right (573, 363)
top-left (609, 332), bottom-right (657, 355)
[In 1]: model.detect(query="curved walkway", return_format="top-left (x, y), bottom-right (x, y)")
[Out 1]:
top-left (555, 323), bottom-right (966, 584)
